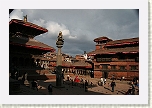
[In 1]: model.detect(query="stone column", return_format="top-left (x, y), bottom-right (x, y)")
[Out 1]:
top-left (56, 31), bottom-right (64, 87)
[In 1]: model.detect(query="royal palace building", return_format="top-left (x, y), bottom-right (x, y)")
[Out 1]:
top-left (87, 36), bottom-right (139, 80)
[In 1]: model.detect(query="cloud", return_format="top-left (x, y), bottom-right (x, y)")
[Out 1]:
top-left (9, 9), bottom-right (24, 20)
top-left (9, 9), bottom-right (139, 57)
top-left (33, 18), bottom-right (77, 40)
top-left (69, 35), bottom-right (77, 39)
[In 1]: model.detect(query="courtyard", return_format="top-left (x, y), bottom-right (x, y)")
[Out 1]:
top-left (13, 76), bottom-right (139, 95)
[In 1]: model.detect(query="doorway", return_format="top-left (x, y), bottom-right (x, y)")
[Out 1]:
top-left (102, 72), bottom-right (108, 79)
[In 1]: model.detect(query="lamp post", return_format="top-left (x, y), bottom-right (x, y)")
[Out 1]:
top-left (56, 31), bottom-right (64, 87)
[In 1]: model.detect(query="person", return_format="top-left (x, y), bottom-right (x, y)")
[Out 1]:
top-left (84, 80), bottom-right (88, 92)
top-left (24, 72), bottom-right (28, 80)
top-left (104, 78), bottom-right (106, 85)
top-left (136, 80), bottom-right (139, 87)
top-left (131, 81), bottom-right (135, 95)
top-left (13, 67), bottom-right (19, 80)
top-left (48, 83), bottom-right (53, 95)
top-left (67, 75), bottom-right (70, 81)
top-left (125, 87), bottom-right (132, 95)
top-left (62, 72), bottom-right (64, 79)
top-left (71, 79), bottom-right (74, 86)
top-left (100, 77), bottom-right (104, 86)
top-left (14, 71), bottom-right (18, 80)
top-left (110, 80), bottom-right (116, 92)
top-left (31, 79), bottom-right (38, 91)
top-left (31, 80), bottom-right (35, 90)
top-left (90, 82), bottom-right (93, 88)
top-left (120, 76), bottom-right (124, 81)
top-left (62, 73), bottom-right (65, 84)
top-left (80, 78), bottom-right (83, 83)
top-left (35, 80), bottom-right (39, 91)
top-left (136, 80), bottom-right (139, 93)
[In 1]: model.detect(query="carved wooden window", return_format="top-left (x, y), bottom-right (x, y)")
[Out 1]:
top-left (130, 65), bottom-right (138, 70)
top-left (119, 66), bottom-right (126, 70)
top-left (95, 65), bottom-right (100, 69)
top-left (102, 64), bottom-right (108, 69)
top-left (111, 65), bottom-right (116, 70)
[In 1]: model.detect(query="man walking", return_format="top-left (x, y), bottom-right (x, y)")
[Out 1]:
top-left (100, 77), bottom-right (104, 86)
top-left (84, 80), bottom-right (88, 92)
top-left (131, 81), bottom-right (135, 95)
top-left (110, 80), bottom-right (116, 92)
top-left (48, 83), bottom-right (53, 95)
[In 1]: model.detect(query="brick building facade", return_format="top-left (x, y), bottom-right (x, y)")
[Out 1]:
top-left (87, 36), bottom-right (139, 80)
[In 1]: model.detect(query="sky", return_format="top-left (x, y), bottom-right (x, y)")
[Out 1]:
top-left (9, 9), bottom-right (139, 57)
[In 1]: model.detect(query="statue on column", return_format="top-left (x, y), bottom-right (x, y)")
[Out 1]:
top-left (58, 31), bottom-right (63, 40)
top-left (56, 31), bottom-right (64, 46)
top-left (23, 15), bottom-right (27, 22)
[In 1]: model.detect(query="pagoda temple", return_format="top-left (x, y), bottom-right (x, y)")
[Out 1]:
top-left (87, 36), bottom-right (139, 80)
top-left (9, 16), bottom-right (55, 79)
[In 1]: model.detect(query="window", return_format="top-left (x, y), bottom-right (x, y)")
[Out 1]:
top-left (111, 65), bottom-right (116, 70)
top-left (135, 57), bottom-right (139, 62)
top-left (119, 66), bottom-right (126, 70)
top-left (96, 58), bottom-right (102, 62)
top-left (96, 57), bottom-right (112, 62)
top-left (102, 64), bottom-right (108, 69)
top-left (95, 65), bottom-right (100, 69)
top-left (130, 65), bottom-right (137, 70)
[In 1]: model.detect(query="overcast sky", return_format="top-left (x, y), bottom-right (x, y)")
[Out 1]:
top-left (9, 9), bottom-right (139, 57)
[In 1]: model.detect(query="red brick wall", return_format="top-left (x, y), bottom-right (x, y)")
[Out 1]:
top-left (108, 72), bottom-right (128, 79)
top-left (94, 71), bottom-right (139, 80)
top-left (94, 71), bottom-right (102, 78)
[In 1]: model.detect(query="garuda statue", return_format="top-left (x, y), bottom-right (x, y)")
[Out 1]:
top-left (56, 31), bottom-right (64, 46)
top-left (58, 31), bottom-right (63, 41)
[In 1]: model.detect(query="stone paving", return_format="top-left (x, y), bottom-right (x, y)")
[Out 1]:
top-left (12, 77), bottom-right (139, 95)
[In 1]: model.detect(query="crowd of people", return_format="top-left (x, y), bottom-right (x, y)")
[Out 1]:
top-left (99, 77), bottom-right (107, 86)
top-left (65, 75), bottom-right (91, 92)
top-left (28, 74), bottom-right (139, 95)
top-left (125, 79), bottom-right (139, 95)
top-left (64, 75), bottom-right (139, 95)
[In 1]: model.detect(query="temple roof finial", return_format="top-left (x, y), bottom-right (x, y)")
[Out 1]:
top-left (23, 15), bottom-right (27, 22)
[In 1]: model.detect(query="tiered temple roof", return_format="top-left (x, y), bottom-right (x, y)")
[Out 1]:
top-left (105, 37), bottom-right (139, 47)
top-left (10, 37), bottom-right (55, 51)
top-left (9, 18), bottom-right (55, 52)
top-left (94, 36), bottom-right (112, 42)
top-left (88, 37), bottom-right (139, 56)
top-left (72, 60), bottom-right (92, 68)
top-left (9, 19), bottom-right (48, 36)
top-left (88, 46), bottom-right (139, 55)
